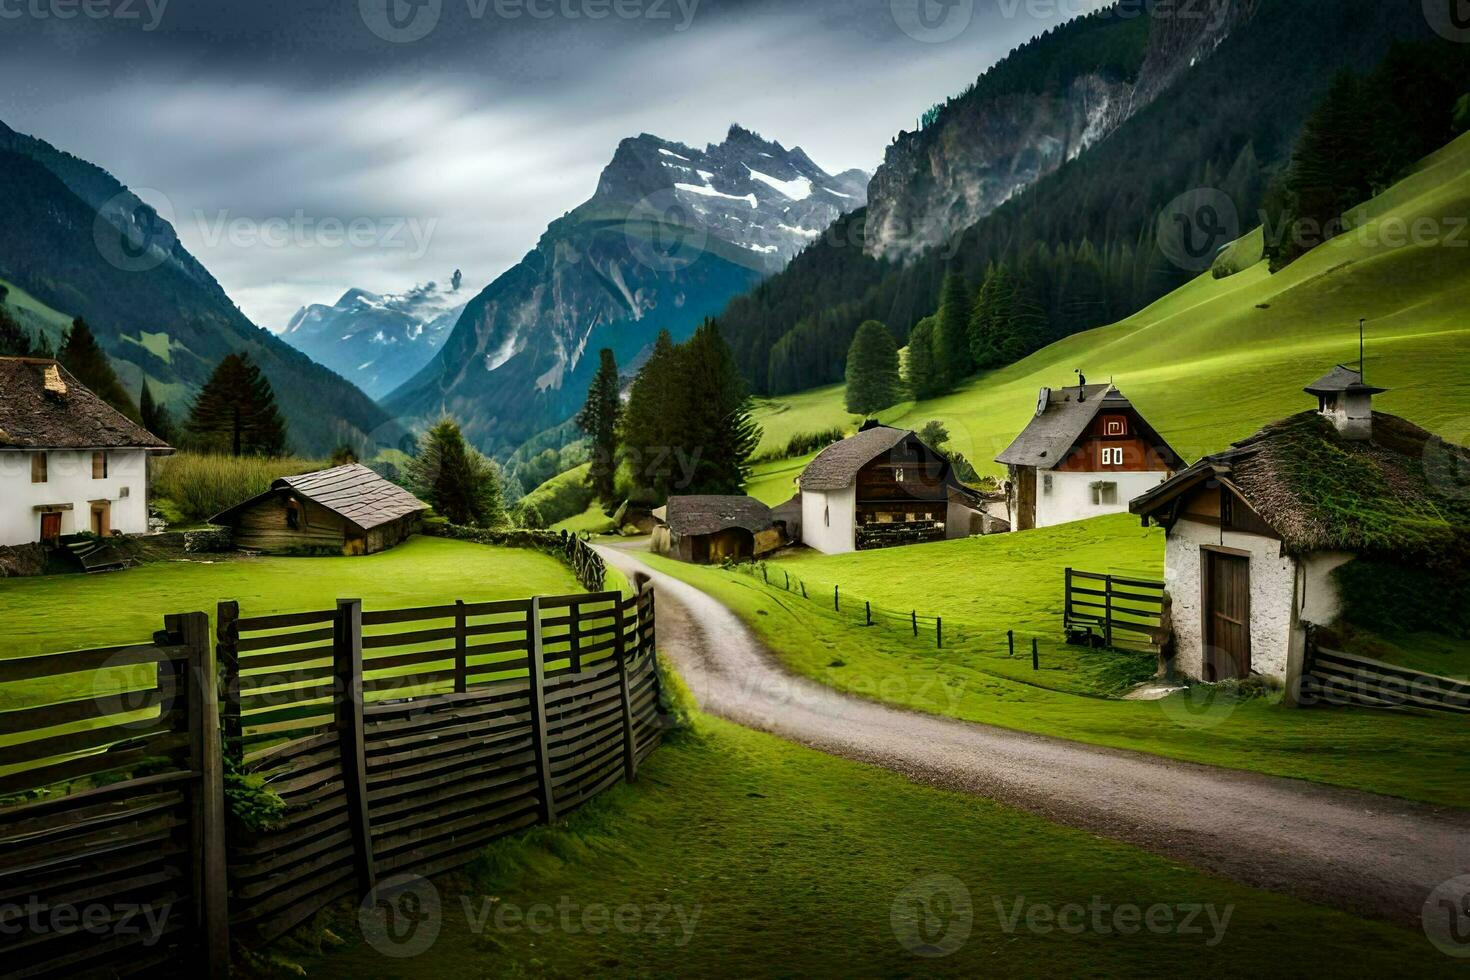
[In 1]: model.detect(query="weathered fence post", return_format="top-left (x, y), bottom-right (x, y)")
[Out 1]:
top-left (784, 570), bottom-right (790, 591)
top-left (912, 610), bottom-right (918, 636)
top-left (834, 585), bottom-right (840, 612)
top-left (334, 598), bottom-right (376, 898)
top-left (215, 600), bottom-right (242, 763)
top-left (454, 599), bottom-right (468, 693)
top-left (1104, 574), bottom-right (1114, 648)
top-left (614, 594), bottom-right (638, 783)
top-left (936, 617), bottom-right (943, 649)
top-left (1008, 630), bottom-right (1015, 659)
top-left (526, 596), bottom-right (557, 824)
top-left (800, 580), bottom-right (807, 599)
top-left (1064, 568), bottom-right (1073, 622)
top-left (865, 601), bottom-right (872, 627)
top-left (1032, 638), bottom-right (1040, 671)
top-left (569, 598), bottom-right (582, 674)
top-left (762, 565), bottom-right (769, 584)
top-left (178, 611), bottom-right (229, 978)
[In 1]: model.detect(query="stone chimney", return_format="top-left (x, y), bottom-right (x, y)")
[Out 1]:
top-left (1303, 365), bottom-right (1385, 441)
top-left (41, 362), bottom-right (67, 397)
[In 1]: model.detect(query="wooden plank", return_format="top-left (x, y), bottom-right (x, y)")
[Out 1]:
top-left (454, 600), bottom-right (468, 694)
top-left (217, 601), bottom-right (243, 762)
top-left (179, 611), bottom-right (229, 979)
top-left (526, 597), bottom-right (556, 824)
top-left (0, 642), bottom-right (181, 683)
top-left (334, 599), bottom-right (376, 899)
top-left (237, 627), bottom-right (335, 653)
top-left (361, 604), bottom-right (457, 627)
top-left (0, 684), bottom-right (174, 738)
top-left (236, 609), bottom-right (336, 632)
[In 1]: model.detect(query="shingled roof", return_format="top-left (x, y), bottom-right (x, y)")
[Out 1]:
top-left (799, 426), bottom-right (911, 491)
top-left (214, 463), bottom-right (428, 531)
top-left (0, 357), bottom-right (170, 451)
top-left (995, 384), bottom-right (1119, 469)
top-left (1131, 412), bottom-right (1470, 558)
top-left (660, 495), bottom-right (774, 537)
top-left (1304, 364), bottom-right (1387, 396)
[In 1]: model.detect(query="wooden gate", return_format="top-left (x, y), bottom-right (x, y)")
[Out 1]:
top-left (1204, 550), bottom-right (1251, 680)
top-left (0, 613), bottom-right (227, 978)
top-left (1064, 569), bottom-right (1165, 650)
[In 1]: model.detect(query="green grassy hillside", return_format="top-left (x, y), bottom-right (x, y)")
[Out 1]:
top-left (747, 133), bottom-right (1470, 477)
top-left (0, 276), bottom-right (71, 347)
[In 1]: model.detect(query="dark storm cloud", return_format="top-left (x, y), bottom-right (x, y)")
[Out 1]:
top-left (0, 0), bottom-right (1079, 327)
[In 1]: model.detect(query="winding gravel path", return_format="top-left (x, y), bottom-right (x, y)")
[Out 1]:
top-left (599, 543), bottom-right (1470, 927)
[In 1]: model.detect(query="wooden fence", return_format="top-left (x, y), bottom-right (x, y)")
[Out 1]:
top-left (1063, 569), bottom-right (1165, 650)
top-left (0, 613), bottom-right (227, 978)
top-left (0, 582), bottom-right (662, 974)
top-left (564, 531), bottom-right (607, 592)
top-left (1303, 638), bottom-right (1470, 714)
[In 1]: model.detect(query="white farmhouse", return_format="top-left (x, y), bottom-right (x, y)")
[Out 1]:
top-left (996, 382), bottom-right (1183, 530)
top-left (0, 357), bottom-right (171, 546)
top-left (1129, 366), bottom-right (1469, 686)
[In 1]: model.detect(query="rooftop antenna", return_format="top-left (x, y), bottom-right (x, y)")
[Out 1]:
top-left (1075, 368), bottom-right (1087, 400)
top-left (1358, 318), bottom-right (1366, 383)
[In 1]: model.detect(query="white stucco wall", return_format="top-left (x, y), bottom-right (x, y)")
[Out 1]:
top-left (1035, 470), bottom-right (1172, 529)
top-left (800, 485), bottom-right (856, 555)
top-left (1164, 517), bottom-right (1354, 681)
top-left (0, 449), bottom-right (151, 545)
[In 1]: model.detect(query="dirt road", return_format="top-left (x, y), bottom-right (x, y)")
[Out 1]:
top-left (600, 543), bottom-right (1470, 927)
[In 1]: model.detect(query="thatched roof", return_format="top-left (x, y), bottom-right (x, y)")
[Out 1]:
top-left (660, 495), bottom-right (774, 537)
top-left (0, 357), bottom-right (170, 451)
top-left (1132, 412), bottom-right (1470, 558)
top-left (213, 463), bottom-right (427, 531)
top-left (799, 426), bottom-right (911, 491)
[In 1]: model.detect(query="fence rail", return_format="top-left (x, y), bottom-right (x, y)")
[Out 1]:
top-left (0, 581), bottom-right (663, 976)
top-left (1064, 568), bottom-right (1165, 650)
top-left (1304, 639), bottom-right (1470, 714)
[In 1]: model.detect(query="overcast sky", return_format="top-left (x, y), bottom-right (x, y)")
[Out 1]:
top-left (0, 0), bottom-right (1076, 328)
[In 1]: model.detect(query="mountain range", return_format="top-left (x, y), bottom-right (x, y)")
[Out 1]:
top-left (282, 279), bottom-right (466, 400)
top-left (383, 125), bottom-right (867, 456)
top-left (0, 121), bottom-right (397, 456)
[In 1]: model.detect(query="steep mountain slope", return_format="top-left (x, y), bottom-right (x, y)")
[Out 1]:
top-left (718, 0), bottom-right (1440, 396)
top-left (867, 1), bottom-right (1251, 262)
top-left (742, 131), bottom-right (1470, 501)
top-left (385, 126), bottom-right (866, 456)
top-left (0, 122), bottom-right (394, 455)
top-left (283, 280), bottom-right (466, 399)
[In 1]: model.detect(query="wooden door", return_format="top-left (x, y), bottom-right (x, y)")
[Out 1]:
top-left (39, 512), bottom-right (62, 542)
top-left (1014, 468), bottom-right (1036, 531)
top-left (90, 502), bottom-right (110, 537)
top-left (1205, 551), bottom-right (1251, 680)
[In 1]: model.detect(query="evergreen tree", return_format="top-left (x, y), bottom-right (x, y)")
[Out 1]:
top-left (406, 418), bottom-right (506, 528)
top-left (576, 348), bottom-right (622, 505)
top-left (185, 352), bottom-right (288, 457)
top-left (138, 379), bottom-right (175, 443)
top-left (844, 320), bottom-right (902, 416)
top-left (968, 264), bottom-right (1014, 370)
top-left (904, 316), bottom-right (943, 402)
top-left (935, 272), bottom-right (973, 386)
top-left (58, 319), bottom-right (140, 421)
top-left (621, 330), bottom-right (683, 501)
top-left (0, 306), bottom-right (34, 357)
top-left (681, 321), bottom-right (761, 496)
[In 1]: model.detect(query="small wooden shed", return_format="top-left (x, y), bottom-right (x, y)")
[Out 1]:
top-left (212, 463), bottom-right (428, 556)
top-left (651, 495), bottom-right (784, 564)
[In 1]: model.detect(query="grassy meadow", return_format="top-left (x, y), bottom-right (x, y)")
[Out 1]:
top-left (152, 452), bottom-right (329, 525)
top-left (746, 132), bottom-right (1470, 476)
top-left (639, 515), bottom-right (1470, 808)
top-left (284, 717), bottom-right (1456, 979)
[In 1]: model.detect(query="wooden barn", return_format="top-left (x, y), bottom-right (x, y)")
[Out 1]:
top-left (212, 463), bottom-right (428, 556)
top-left (798, 423), bottom-right (986, 555)
top-left (651, 495), bottom-right (785, 564)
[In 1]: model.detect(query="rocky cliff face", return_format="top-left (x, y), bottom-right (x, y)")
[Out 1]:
top-left (385, 125), bottom-right (866, 456)
top-left (865, 1), bottom-right (1254, 263)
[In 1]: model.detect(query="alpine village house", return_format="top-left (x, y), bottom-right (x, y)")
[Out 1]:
top-left (997, 380), bottom-right (1183, 530)
top-left (211, 463), bottom-right (428, 556)
top-left (1131, 366), bottom-right (1470, 686)
top-left (798, 424), bottom-right (986, 555)
top-left (0, 357), bottom-right (171, 546)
